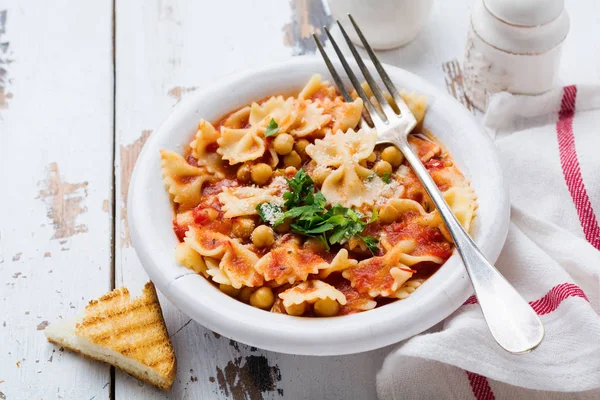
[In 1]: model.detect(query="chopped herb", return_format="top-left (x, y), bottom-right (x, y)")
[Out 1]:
top-left (257, 168), bottom-right (379, 252)
top-left (282, 168), bottom-right (315, 209)
top-left (381, 172), bottom-right (391, 184)
top-left (369, 208), bottom-right (379, 223)
top-left (359, 235), bottom-right (380, 255)
top-left (265, 118), bottom-right (280, 137)
top-left (256, 203), bottom-right (284, 225)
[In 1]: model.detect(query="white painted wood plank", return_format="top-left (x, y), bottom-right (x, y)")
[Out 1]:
top-left (0, 1), bottom-right (114, 399)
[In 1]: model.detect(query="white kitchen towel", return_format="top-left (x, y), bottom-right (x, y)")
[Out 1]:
top-left (376, 85), bottom-right (600, 400)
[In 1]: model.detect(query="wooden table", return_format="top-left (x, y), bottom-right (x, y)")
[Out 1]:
top-left (1, 1), bottom-right (598, 399)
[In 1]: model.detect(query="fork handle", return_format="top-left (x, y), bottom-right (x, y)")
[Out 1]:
top-left (392, 135), bottom-right (544, 353)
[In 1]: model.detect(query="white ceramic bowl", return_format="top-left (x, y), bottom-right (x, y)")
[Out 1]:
top-left (129, 56), bottom-right (509, 356)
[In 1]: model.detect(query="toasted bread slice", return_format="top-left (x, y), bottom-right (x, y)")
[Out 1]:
top-left (45, 282), bottom-right (176, 390)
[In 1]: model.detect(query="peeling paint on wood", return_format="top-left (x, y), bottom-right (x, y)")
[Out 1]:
top-left (167, 86), bottom-right (197, 105)
top-left (43, 252), bottom-right (51, 258)
top-left (36, 321), bottom-right (49, 330)
top-left (283, 0), bottom-right (332, 56)
top-left (0, 10), bottom-right (14, 111)
top-left (442, 59), bottom-right (476, 114)
top-left (119, 130), bottom-right (152, 247)
top-left (214, 356), bottom-right (282, 400)
top-left (102, 199), bottom-right (109, 213)
top-left (37, 163), bottom-right (89, 240)
top-left (12, 252), bottom-right (21, 261)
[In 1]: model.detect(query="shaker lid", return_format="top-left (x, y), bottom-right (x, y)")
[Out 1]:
top-left (484, 0), bottom-right (564, 26)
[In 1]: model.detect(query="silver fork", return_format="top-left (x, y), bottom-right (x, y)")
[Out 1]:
top-left (313, 15), bottom-right (544, 354)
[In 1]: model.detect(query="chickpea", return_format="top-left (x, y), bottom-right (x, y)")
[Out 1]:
top-left (367, 152), bottom-right (377, 163)
top-left (274, 222), bottom-right (290, 234)
top-left (219, 284), bottom-right (241, 297)
top-left (251, 225), bottom-right (274, 248)
top-left (285, 302), bottom-right (306, 316)
top-left (294, 139), bottom-right (310, 159)
top-left (236, 163), bottom-right (252, 182)
top-left (232, 217), bottom-right (255, 239)
top-left (273, 133), bottom-right (295, 155)
top-left (314, 298), bottom-right (340, 317)
top-left (284, 166), bottom-right (298, 177)
top-left (283, 151), bottom-right (302, 169)
top-left (251, 163), bottom-right (273, 185)
top-left (374, 160), bottom-right (392, 177)
top-left (238, 287), bottom-right (255, 303)
top-left (381, 146), bottom-right (404, 167)
top-left (250, 287), bottom-right (275, 310)
top-left (379, 204), bottom-right (400, 224)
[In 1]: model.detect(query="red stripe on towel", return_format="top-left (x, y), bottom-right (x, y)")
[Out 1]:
top-left (463, 282), bottom-right (588, 399)
top-left (466, 371), bottom-right (495, 400)
top-left (556, 85), bottom-right (600, 250)
top-left (462, 283), bottom-right (589, 311)
top-left (529, 283), bottom-right (589, 315)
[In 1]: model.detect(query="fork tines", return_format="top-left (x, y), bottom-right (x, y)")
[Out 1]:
top-left (312, 14), bottom-right (416, 133)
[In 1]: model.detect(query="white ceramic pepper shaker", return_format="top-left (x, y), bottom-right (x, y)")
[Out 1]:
top-left (463, 0), bottom-right (570, 111)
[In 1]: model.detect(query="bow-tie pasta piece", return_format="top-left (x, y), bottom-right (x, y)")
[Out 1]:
top-left (249, 96), bottom-right (299, 132)
top-left (254, 236), bottom-right (330, 285)
top-left (279, 280), bottom-right (347, 316)
top-left (184, 227), bottom-right (229, 259)
top-left (217, 176), bottom-right (287, 218)
top-left (218, 239), bottom-right (263, 289)
top-left (433, 186), bottom-right (477, 242)
top-left (190, 120), bottom-right (225, 177)
top-left (342, 240), bottom-right (419, 297)
top-left (298, 74), bottom-right (339, 102)
top-left (290, 101), bottom-right (332, 137)
top-left (184, 227), bottom-right (263, 289)
top-left (408, 135), bottom-right (441, 163)
top-left (218, 186), bottom-right (283, 218)
top-left (204, 257), bottom-right (232, 286)
top-left (306, 129), bottom-right (385, 207)
top-left (394, 278), bottom-right (425, 300)
top-left (318, 249), bottom-right (359, 279)
top-left (217, 126), bottom-right (265, 165)
top-left (174, 241), bottom-right (209, 278)
top-left (321, 97), bottom-right (364, 134)
top-left (333, 278), bottom-right (377, 315)
top-left (160, 150), bottom-right (215, 210)
top-left (221, 106), bottom-right (251, 129)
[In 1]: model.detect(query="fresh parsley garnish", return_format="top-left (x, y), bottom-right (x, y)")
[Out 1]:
top-left (358, 235), bottom-right (380, 254)
top-left (282, 168), bottom-right (316, 208)
top-left (257, 169), bottom-right (379, 254)
top-left (265, 118), bottom-right (280, 137)
top-left (381, 172), bottom-right (391, 184)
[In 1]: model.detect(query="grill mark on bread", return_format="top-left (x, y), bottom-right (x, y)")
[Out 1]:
top-left (86, 318), bottom-right (161, 343)
top-left (46, 282), bottom-right (176, 390)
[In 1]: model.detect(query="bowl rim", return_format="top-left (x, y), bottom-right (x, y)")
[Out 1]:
top-left (128, 56), bottom-right (510, 356)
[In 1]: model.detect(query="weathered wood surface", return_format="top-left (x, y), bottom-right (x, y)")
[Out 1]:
top-left (2, 0), bottom-right (599, 399)
top-left (0, 1), bottom-right (114, 399)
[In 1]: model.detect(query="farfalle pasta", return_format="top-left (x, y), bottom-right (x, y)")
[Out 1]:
top-left (161, 74), bottom-right (477, 317)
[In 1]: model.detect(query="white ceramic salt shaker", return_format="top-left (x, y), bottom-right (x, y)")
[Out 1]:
top-left (463, 0), bottom-right (570, 110)
top-left (328, 0), bottom-right (434, 50)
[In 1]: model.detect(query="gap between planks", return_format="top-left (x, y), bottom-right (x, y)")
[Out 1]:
top-left (110, 0), bottom-right (117, 399)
